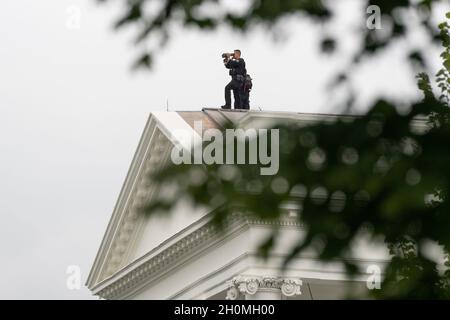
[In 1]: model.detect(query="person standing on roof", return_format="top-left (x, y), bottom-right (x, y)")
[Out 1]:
top-left (221, 49), bottom-right (247, 110)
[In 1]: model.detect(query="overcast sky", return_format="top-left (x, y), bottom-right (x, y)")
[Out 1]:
top-left (0, 0), bottom-right (448, 299)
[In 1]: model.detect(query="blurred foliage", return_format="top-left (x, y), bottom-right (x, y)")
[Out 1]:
top-left (139, 12), bottom-right (450, 298)
top-left (145, 98), bottom-right (450, 298)
top-left (98, 0), bottom-right (445, 72)
top-left (100, 0), bottom-right (450, 298)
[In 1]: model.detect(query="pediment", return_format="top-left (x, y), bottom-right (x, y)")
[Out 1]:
top-left (86, 112), bottom-right (202, 290)
top-left (87, 109), bottom-right (427, 298)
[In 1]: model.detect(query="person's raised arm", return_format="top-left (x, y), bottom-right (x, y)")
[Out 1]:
top-left (225, 59), bottom-right (239, 69)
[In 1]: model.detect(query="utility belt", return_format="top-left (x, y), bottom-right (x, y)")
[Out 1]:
top-left (235, 74), bottom-right (245, 82)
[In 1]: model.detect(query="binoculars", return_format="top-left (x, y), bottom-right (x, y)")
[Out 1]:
top-left (221, 52), bottom-right (234, 63)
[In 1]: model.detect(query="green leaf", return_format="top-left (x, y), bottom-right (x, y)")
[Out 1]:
top-left (444, 59), bottom-right (450, 71)
top-left (436, 69), bottom-right (445, 77)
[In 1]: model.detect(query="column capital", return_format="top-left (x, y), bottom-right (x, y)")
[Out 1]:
top-left (225, 275), bottom-right (303, 300)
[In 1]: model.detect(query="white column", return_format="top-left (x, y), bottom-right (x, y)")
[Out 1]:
top-left (226, 276), bottom-right (302, 300)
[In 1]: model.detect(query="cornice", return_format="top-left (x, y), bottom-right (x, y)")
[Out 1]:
top-left (87, 110), bottom-right (424, 298)
top-left (92, 213), bottom-right (302, 299)
top-left (86, 115), bottom-right (173, 287)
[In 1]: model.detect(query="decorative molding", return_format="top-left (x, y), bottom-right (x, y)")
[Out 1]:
top-left (102, 129), bottom-right (170, 279)
top-left (225, 275), bottom-right (302, 300)
top-left (93, 213), bottom-right (302, 299)
top-left (88, 110), bottom-right (416, 299)
top-left (281, 278), bottom-right (303, 297)
top-left (97, 221), bottom-right (218, 299)
top-left (87, 112), bottom-right (305, 299)
top-left (86, 115), bottom-right (174, 287)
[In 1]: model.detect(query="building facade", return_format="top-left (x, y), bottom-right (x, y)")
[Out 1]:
top-left (86, 109), bottom-right (427, 299)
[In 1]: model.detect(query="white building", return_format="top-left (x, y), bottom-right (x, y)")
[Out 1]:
top-left (87, 109), bottom-right (423, 300)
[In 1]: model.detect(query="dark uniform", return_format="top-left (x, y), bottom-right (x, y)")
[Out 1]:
top-left (240, 75), bottom-right (251, 110)
top-left (224, 58), bottom-right (247, 109)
